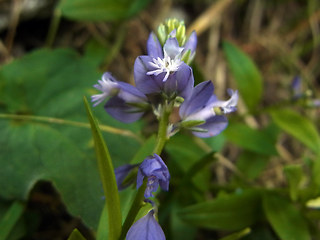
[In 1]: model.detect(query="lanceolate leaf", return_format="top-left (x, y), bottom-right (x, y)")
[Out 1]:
top-left (84, 97), bottom-right (122, 240)
top-left (178, 190), bottom-right (261, 231)
top-left (270, 108), bottom-right (320, 154)
top-left (222, 41), bottom-right (263, 111)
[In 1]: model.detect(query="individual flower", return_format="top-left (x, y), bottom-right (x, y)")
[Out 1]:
top-left (291, 76), bottom-right (303, 100)
top-left (114, 164), bottom-right (138, 190)
top-left (92, 72), bottom-right (149, 123)
top-left (126, 210), bottom-right (165, 240)
top-left (137, 154), bottom-right (170, 198)
top-left (134, 35), bottom-right (194, 99)
top-left (178, 80), bottom-right (238, 138)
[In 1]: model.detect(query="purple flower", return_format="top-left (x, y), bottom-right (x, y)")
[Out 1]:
top-left (126, 210), bottom-right (166, 240)
top-left (179, 81), bottom-right (238, 138)
top-left (291, 76), bottom-right (303, 100)
top-left (92, 72), bottom-right (149, 123)
top-left (137, 154), bottom-right (170, 198)
top-left (114, 164), bottom-right (138, 190)
top-left (134, 35), bottom-right (194, 99)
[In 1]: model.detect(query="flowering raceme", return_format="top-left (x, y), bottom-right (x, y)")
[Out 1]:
top-left (91, 18), bottom-right (238, 240)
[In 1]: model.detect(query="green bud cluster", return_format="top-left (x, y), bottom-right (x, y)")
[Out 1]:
top-left (157, 18), bottom-right (186, 47)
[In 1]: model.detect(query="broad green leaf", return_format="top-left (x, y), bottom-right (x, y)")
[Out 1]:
top-left (222, 41), bottom-right (263, 111)
top-left (0, 201), bottom-right (24, 240)
top-left (263, 193), bottom-right (310, 240)
top-left (178, 190), bottom-right (261, 231)
top-left (68, 229), bottom-right (87, 240)
top-left (284, 165), bottom-right (304, 201)
top-left (58, 0), bottom-right (151, 21)
top-left (84, 97), bottom-right (122, 240)
top-left (270, 108), bottom-right (320, 154)
top-left (0, 48), bottom-right (141, 229)
top-left (224, 123), bottom-right (278, 156)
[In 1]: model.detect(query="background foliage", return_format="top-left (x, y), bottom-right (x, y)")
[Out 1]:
top-left (0, 0), bottom-right (319, 239)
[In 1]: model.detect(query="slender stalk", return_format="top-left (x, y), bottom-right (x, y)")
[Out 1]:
top-left (45, 7), bottom-right (61, 48)
top-left (0, 113), bottom-right (142, 142)
top-left (153, 104), bottom-right (171, 155)
top-left (119, 103), bottom-right (172, 239)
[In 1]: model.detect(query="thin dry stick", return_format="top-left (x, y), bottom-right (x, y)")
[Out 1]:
top-left (187, 0), bottom-right (233, 35)
top-left (0, 113), bottom-right (142, 142)
top-left (5, 0), bottom-right (22, 53)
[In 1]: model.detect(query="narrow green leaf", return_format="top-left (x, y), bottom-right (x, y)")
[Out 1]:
top-left (263, 193), bottom-right (310, 240)
top-left (284, 165), bottom-right (304, 201)
top-left (0, 201), bottom-right (25, 240)
top-left (270, 108), bottom-right (320, 154)
top-left (178, 190), bottom-right (261, 231)
top-left (67, 229), bottom-right (87, 240)
top-left (58, 0), bottom-right (150, 21)
top-left (219, 228), bottom-right (251, 240)
top-left (222, 41), bottom-right (263, 111)
top-left (83, 97), bottom-right (122, 240)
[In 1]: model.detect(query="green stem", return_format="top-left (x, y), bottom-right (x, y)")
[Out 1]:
top-left (0, 113), bottom-right (142, 142)
top-left (153, 105), bottom-right (171, 155)
top-left (119, 103), bottom-right (171, 239)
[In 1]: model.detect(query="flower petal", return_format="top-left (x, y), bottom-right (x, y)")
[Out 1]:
top-left (183, 30), bottom-right (197, 55)
top-left (134, 56), bottom-right (163, 94)
top-left (191, 115), bottom-right (228, 138)
top-left (147, 32), bottom-right (164, 59)
top-left (179, 80), bottom-right (214, 118)
top-left (126, 210), bottom-right (166, 240)
top-left (104, 96), bottom-right (145, 123)
top-left (163, 63), bottom-right (194, 99)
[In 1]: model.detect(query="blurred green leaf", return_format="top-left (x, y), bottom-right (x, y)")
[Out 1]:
top-left (224, 123), bottom-right (278, 156)
top-left (270, 108), bottom-right (320, 154)
top-left (130, 135), bottom-right (156, 164)
top-left (222, 41), bottom-right (263, 111)
top-left (67, 229), bottom-right (87, 240)
top-left (178, 190), bottom-right (261, 231)
top-left (236, 151), bottom-right (270, 180)
top-left (58, 0), bottom-right (151, 21)
top-left (284, 165), bottom-right (304, 201)
top-left (166, 133), bottom-right (210, 193)
top-left (219, 228), bottom-right (251, 240)
top-left (0, 201), bottom-right (24, 240)
top-left (263, 193), bottom-right (310, 240)
top-left (0, 48), bottom-right (141, 229)
top-left (84, 97), bottom-right (122, 240)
